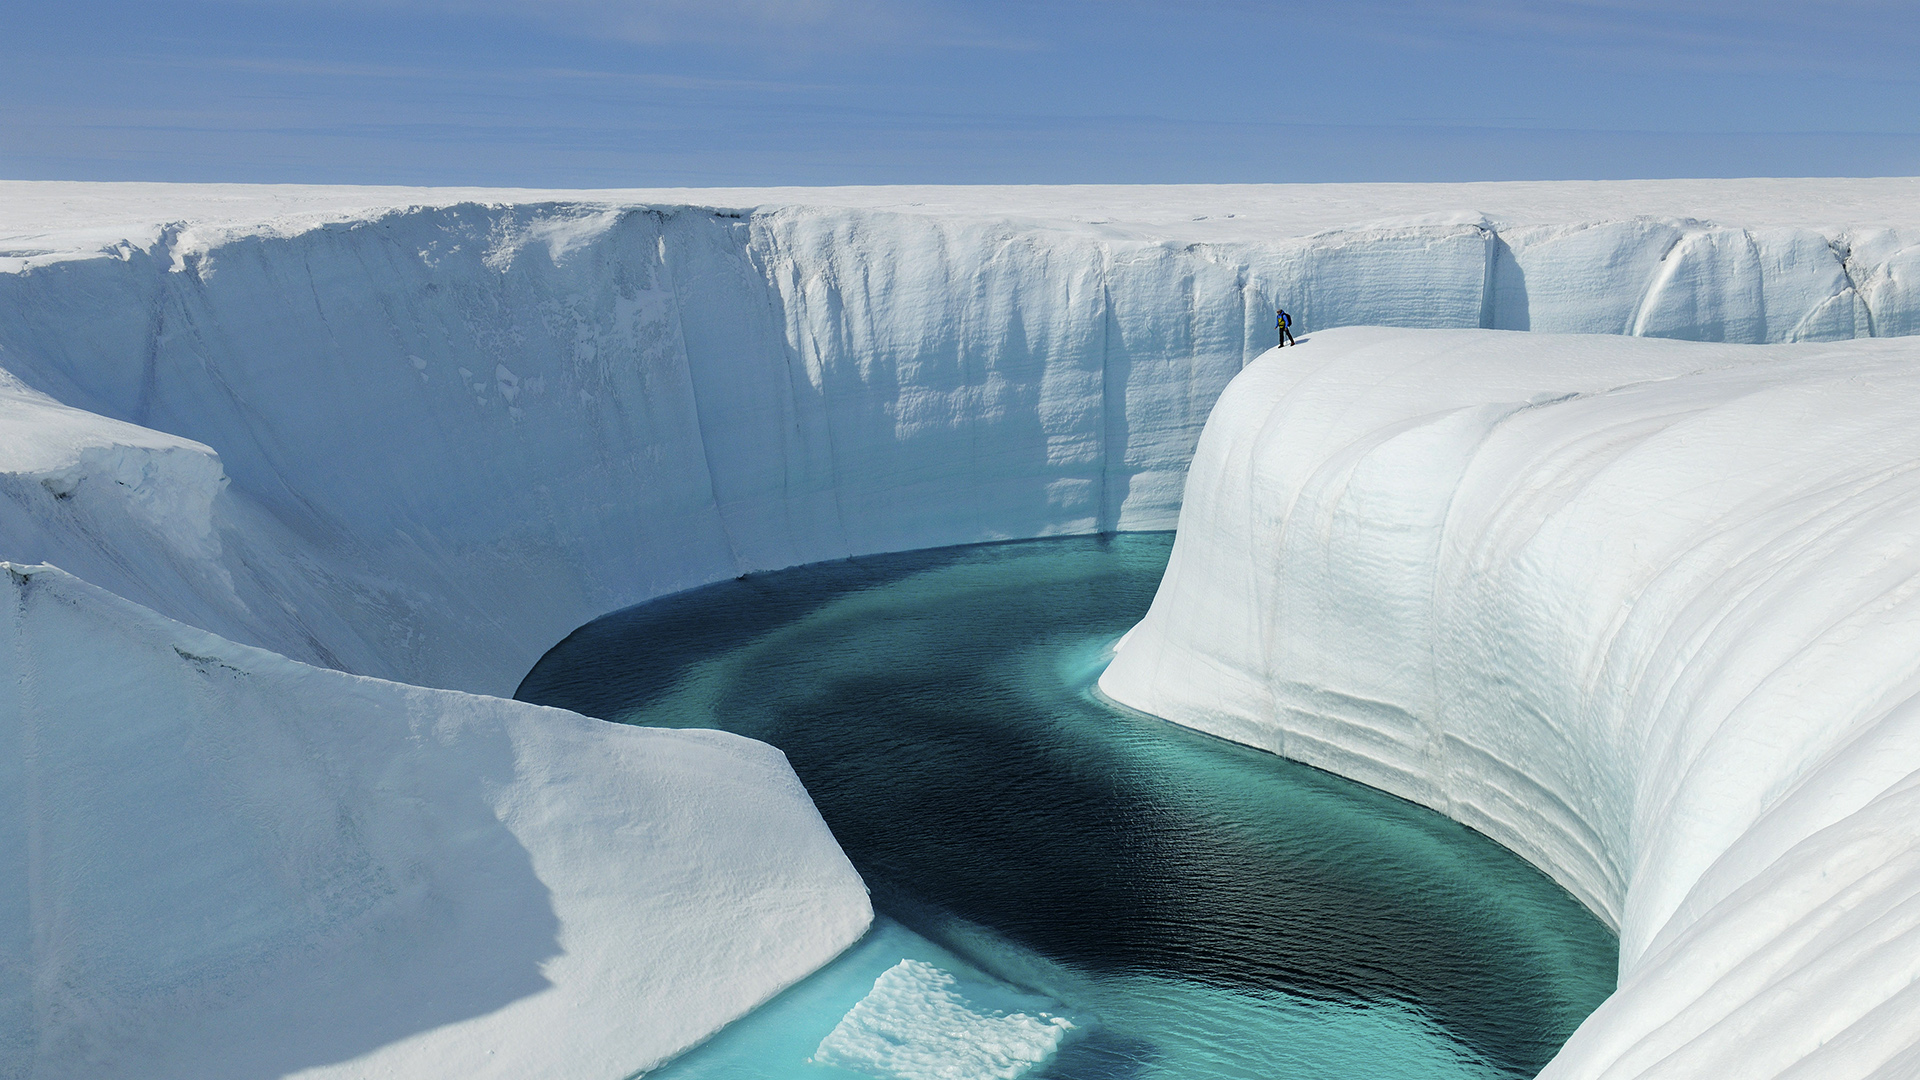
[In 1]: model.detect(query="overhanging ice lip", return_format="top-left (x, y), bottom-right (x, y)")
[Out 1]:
top-left (1101, 326), bottom-right (1920, 1079)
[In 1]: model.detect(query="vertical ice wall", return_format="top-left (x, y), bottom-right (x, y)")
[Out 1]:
top-left (2, 199), bottom-right (1913, 695)
top-left (1101, 327), bottom-right (1920, 1079)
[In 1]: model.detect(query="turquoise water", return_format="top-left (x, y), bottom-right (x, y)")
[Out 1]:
top-left (517, 534), bottom-right (1616, 1080)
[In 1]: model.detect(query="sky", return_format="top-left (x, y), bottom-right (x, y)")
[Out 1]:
top-left (2, 0), bottom-right (1917, 186)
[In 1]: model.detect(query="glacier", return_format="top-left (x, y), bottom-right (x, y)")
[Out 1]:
top-left (1, 178), bottom-right (1918, 1077)
top-left (1102, 326), bottom-right (1920, 1079)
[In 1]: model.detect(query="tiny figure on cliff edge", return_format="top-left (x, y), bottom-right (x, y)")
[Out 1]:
top-left (1276, 308), bottom-right (1295, 347)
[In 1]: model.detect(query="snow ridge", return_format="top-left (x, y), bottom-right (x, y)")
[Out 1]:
top-left (1, 561), bottom-right (869, 1080)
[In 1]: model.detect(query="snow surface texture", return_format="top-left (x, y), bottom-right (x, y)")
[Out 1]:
top-left (1, 180), bottom-right (1916, 696)
top-left (812, 959), bottom-right (1075, 1080)
top-left (0, 561), bottom-right (870, 1080)
top-left (2, 182), bottom-right (1919, 1078)
top-left (1101, 326), bottom-right (1920, 1079)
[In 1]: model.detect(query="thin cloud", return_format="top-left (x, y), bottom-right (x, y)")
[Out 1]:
top-left (197, 55), bottom-right (827, 93)
top-left (201, 57), bottom-right (448, 80)
top-left (1074, 0), bottom-right (1918, 80)
top-left (211, 0), bottom-right (1044, 50)
top-left (1339, 0), bottom-right (1919, 79)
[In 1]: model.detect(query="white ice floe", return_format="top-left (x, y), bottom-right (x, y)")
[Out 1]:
top-left (814, 960), bottom-right (1074, 1080)
top-left (1102, 326), bottom-right (1920, 1079)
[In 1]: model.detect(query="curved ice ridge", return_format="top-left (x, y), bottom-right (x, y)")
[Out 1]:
top-left (1102, 326), bottom-right (1920, 1079)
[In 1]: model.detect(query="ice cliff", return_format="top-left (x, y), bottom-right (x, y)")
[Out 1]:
top-left (2, 180), bottom-right (1919, 1077)
top-left (3, 180), bottom-right (1916, 696)
top-left (1103, 326), bottom-right (1920, 1079)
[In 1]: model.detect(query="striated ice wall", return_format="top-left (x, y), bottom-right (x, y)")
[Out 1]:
top-left (1102, 326), bottom-right (1920, 1079)
top-left (2, 184), bottom-right (1916, 695)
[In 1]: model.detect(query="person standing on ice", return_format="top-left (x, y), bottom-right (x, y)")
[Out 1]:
top-left (1276, 308), bottom-right (1295, 347)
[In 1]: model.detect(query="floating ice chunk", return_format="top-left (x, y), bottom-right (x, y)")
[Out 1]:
top-left (814, 959), bottom-right (1074, 1080)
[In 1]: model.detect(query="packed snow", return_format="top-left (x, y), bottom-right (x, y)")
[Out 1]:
top-left (2, 181), bottom-right (1919, 1078)
top-left (1103, 326), bottom-right (1920, 1079)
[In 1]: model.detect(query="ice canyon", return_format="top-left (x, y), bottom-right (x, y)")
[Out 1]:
top-left (3, 178), bottom-right (1920, 1078)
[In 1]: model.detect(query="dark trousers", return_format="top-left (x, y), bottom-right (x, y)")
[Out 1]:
top-left (1278, 324), bottom-right (1295, 346)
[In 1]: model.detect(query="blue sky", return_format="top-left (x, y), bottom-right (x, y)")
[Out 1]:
top-left (3, 0), bottom-right (1916, 185)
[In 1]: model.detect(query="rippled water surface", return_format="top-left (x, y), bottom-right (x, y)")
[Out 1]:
top-left (517, 534), bottom-right (1616, 1080)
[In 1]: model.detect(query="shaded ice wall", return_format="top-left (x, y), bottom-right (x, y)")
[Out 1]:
top-left (2, 197), bottom-right (1916, 695)
top-left (1102, 327), bottom-right (1920, 1079)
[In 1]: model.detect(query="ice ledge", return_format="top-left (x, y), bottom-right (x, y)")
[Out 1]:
top-left (1101, 326), bottom-right (1920, 1078)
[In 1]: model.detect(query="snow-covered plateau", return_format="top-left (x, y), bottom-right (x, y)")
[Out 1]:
top-left (2, 179), bottom-right (1919, 1078)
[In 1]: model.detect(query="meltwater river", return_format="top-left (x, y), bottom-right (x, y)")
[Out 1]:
top-left (516, 534), bottom-right (1614, 1080)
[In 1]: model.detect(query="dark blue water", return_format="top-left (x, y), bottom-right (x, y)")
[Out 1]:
top-left (516, 534), bottom-right (1615, 1080)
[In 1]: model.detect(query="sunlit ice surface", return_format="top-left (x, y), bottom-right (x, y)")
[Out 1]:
top-left (517, 534), bottom-right (1615, 1079)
